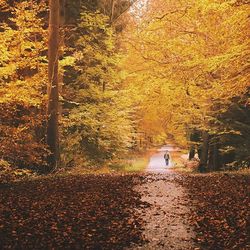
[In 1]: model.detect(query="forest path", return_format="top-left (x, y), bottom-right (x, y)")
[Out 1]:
top-left (131, 173), bottom-right (197, 250)
top-left (146, 145), bottom-right (186, 172)
top-left (129, 147), bottom-right (196, 249)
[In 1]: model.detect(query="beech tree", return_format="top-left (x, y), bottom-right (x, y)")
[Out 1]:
top-left (47, 0), bottom-right (60, 169)
top-left (61, 10), bottom-right (134, 166)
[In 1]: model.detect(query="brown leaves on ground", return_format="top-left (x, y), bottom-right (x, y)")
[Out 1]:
top-left (1, 172), bottom-right (249, 249)
top-left (0, 174), bottom-right (145, 249)
top-left (182, 173), bottom-right (250, 250)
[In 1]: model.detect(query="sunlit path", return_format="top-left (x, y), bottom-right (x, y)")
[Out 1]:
top-left (146, 145), bottom-right (180, 172)
top-left (132, 174), bottom-right (196, 249)
top-left (132, 145), bottom-right (198, 249)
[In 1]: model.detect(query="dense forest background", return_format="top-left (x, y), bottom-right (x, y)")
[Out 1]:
top-left (0, 0), bottom-right (249, 179)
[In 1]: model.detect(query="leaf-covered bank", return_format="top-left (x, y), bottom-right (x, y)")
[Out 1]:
top-left (0, 174), bottom-right (145, 249)
top-left (181, 173), bottom-right (250, 249)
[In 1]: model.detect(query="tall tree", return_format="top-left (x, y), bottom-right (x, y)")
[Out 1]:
top-left (61, 9), bottom-right (134, 167)
top-left (47, 0), bottom-right (60, 169)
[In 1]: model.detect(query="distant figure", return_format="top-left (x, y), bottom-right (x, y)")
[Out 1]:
top-left (164, 150), bottom-right (170, 166)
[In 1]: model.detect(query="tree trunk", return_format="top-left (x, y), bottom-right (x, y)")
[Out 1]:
top-left (212, 142), bottom-right (220, 170)
top-left (208, 139), bottom-right (220, 171)
top-left (189, 145), bottom-right (195, 160)
top-left (110, 0), bottom-right (116, 22)
top-left (47, 0), bottom-right (60, 169)
top-left (199, 130), bottom-right (209, 172)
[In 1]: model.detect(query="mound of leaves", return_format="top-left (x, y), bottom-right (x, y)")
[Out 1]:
top-left (0, 174), bottom-right (145, 249)
top-left (0, 159), bottom-right (35, 184)
top-left (182, 173), bottom-right (250, 249)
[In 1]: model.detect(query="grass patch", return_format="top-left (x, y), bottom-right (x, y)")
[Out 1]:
top-left (109, 157), bottom-right (149, 173)
top-left (66, 166), bottom-right (112, 175)
top-left (108, 148), bottom-right (155, 173)
top-left (123, 158), bottom-right (149, 172)
top-left (61, 155), bottom-right (149, 175)
top-left (170, 164), bottom-right (197, 173)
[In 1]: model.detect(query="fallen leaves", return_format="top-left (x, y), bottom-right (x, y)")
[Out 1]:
top-left (181, 173), bottom-right (250, 250)
top-left (0, 174), bottom-right (145, 249)
top-left (1, 172), bottom-right (249, 249)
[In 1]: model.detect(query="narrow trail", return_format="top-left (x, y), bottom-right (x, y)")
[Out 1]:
top-left (131, 145), bottom-right (197, 249)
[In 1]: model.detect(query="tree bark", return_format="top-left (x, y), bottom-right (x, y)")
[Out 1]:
top-left (110, 0), bottom-right (116, 22)
top-left (47, 0), bottom-right (60, 169)
top-left (199, 130), bottom-right (209, 172)
top-left (189, 145), bottom-right (195, 160)
top-left (208, 139), bottom-right (220, 171)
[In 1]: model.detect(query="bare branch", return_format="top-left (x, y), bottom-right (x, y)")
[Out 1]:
top-left (111, 0), bottom-right (140, 24)
top-left (155, 7), bottom-right (190, 21)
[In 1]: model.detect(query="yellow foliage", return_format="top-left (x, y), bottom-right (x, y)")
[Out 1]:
top-left (121, 0), bottom-right (250, 145)
top-left (0, 1), bottom-right (47, 106)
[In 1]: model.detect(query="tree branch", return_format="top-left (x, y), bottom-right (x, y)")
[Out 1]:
top-left (111, 0), bottom-right (140, 24)
top-left (155, 7), bottom-right (189, 20)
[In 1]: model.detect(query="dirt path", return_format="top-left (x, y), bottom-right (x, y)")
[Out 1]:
top-left (130, 146), bottom-right (197, 249)
top-left (146, 144), bottom-right (186, 172)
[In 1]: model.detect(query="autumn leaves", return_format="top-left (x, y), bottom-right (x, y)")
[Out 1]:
top-left (121, 0), bottom-right (250, 170)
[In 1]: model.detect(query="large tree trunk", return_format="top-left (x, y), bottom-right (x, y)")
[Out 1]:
top-left (208, 139), bottom-right (220, 171)
top-left (189, 145), bottom-right (195, 160)
top-left (199, 130), bottom-right (209, 172)
top-left (47, 0), bottom-right (60, 169)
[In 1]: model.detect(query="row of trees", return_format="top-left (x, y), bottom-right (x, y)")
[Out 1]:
top-left (0, 0), bottom-right (140, 173)
top-left (121, 0), bottom-right (250, 170)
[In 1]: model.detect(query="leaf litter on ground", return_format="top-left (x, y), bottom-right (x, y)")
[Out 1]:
top-left (178, 173), bottom-right (250, 250)
top-left (0, 172), bottom-right (249, 250)
top-left (0, 174), bottom-right (146, 250)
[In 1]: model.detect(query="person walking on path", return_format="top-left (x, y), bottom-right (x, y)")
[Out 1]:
top-left (164, 150), bottom-right (170, 166)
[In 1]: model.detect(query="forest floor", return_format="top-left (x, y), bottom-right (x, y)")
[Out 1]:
top-left (0, 148), bottom-right (249, 249)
